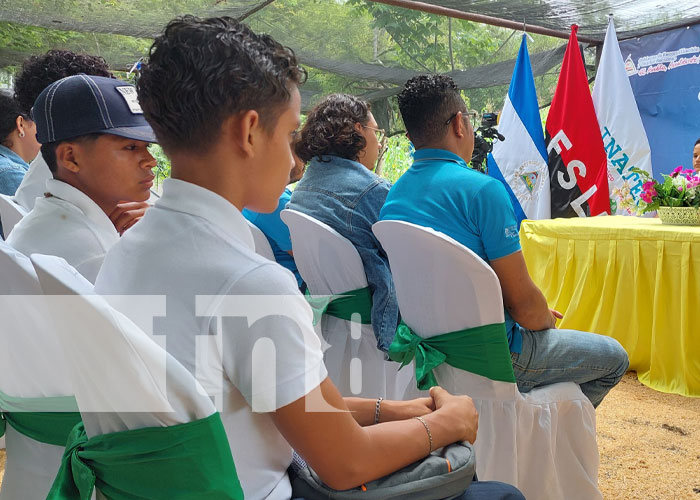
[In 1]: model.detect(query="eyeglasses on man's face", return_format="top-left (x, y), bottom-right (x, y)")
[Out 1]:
top-left (444, 110), bottom-right (479, 129)
top-left (362, 124), bottom-right (386, 143)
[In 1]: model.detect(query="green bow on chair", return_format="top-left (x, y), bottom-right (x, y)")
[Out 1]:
top-left (305, 286), bottom-right (373, 325)
top-left (48, 412), bottom-right (244, 500)
top-left (0, 390), bottom-right (81, 446)
top-left (388, 321), bottom-right (516, 390)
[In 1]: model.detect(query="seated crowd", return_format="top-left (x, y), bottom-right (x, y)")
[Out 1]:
top-left (0, 14), bottom-right (630, 500)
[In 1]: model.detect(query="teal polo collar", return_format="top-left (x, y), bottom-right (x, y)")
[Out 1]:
top-left (412, 148), bottom-right (469, 169)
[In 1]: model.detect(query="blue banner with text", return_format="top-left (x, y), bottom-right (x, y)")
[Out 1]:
top-left (619, 24), bottom-right (700, 179)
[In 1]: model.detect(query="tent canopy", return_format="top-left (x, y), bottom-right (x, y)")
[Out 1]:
top-left (0, 0), bottom-right (698, 112)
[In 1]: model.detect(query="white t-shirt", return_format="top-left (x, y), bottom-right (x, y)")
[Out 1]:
top-left (7, 179), bottom-right (119, 283)
top-left (12, 152), bottom-right (52, 211)
top-left (95, 178), bottom-right (327, 500)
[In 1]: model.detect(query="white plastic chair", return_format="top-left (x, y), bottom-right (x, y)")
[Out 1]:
top-left (373, 220), bottom-right (601, 500)
top-left (281, 209), bottom-right (407, 399)
top-left (30, 254), bottom-right (234, 499)
top-left (0, 194), bottom-right (27, 239)
top-left (0, 243), bottom-right (75, 500)
top-left (246, 219), bottom-right (276, 261)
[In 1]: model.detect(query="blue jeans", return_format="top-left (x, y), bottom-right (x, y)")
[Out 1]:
top-left (453, 481), bottom-right (524, 499)
top-left (511, 327), bottom-right (629, 408)
top-left (292, 481), bottom-right (524, 500)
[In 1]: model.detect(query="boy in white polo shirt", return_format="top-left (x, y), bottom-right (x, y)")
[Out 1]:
top-left (11, 50), bottom-right (149, 234)
top-left (95, 16), bottom-right (523, 500)
top-left (7, 75), bottom-right (157, 282)
top-left (12, 50), bottom-right (113, 212)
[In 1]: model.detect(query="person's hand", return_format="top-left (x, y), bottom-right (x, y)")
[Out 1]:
top-left (429, 386), bottom-right (478, 444)
top-left (109, 201), bottom-right (149, 235)
top-left (550, 308), bottom-right (563, 328)
top-left (379, 397), bottom-right (435, 422)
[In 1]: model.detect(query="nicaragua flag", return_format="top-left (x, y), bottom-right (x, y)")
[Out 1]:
top-left (592, 17), bottom-right (653, 215)
top-left (488, 34), bottom-right (550, 227)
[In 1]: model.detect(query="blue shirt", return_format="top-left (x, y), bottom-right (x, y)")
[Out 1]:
top-left (0, 145), bottom-right (30, 239)
top-left (243, 188), bottom-right (303, 287)
top-left (380, 148), bottom-right (523, 353)
top-left (288, 155), bottom-right (399, 353)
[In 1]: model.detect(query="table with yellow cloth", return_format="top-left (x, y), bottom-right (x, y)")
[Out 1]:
top-left (520, 216), bottom-right (700, 397)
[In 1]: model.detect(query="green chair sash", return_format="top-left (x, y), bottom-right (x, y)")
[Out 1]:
top-left (0, 390), bottom-right (81, 446)
top-left (388, 321), bottom-right (516, 390)
top-left (48, 411), bottom-right (244, 500)
top-left (305, 286), bottom-right (373, 325)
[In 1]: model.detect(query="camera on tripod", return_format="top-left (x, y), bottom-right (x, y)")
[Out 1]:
top-left (470, 112), bottom-right (505, 173)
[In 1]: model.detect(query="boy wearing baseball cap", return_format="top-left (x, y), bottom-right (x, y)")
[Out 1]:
top-left (7, 74), bottom-right (157, 282)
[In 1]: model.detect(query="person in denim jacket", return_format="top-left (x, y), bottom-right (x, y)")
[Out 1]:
top-left (0, 92), bottom-right (41, 238)
top-left (0, 92), bottom-right (41, 195)
top-left (288, 94), bottom-right (399, 352)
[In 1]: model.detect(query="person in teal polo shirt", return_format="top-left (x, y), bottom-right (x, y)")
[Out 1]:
top-left (380, 74), bottom-right (629, 408)
top-left (243, 144), bottom-right (305, 288)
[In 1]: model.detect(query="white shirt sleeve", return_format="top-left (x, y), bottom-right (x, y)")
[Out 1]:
top-left (216, 262), bottom-right (327, 412)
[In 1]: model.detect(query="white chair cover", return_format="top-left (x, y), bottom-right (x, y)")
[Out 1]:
top-left (246, 220), bottom-right (276, 261)
top-left (31, 254), bottom-right (218, 499)
top-left (0, 195), bottom-right (27, 239)
top-left (0, 244), bottom-right (74, 500)
top-left (373, 220), bottom-right (601, 500)
top-left (281, 209), bottom-right (407, 399)
top-left (30, 254), bottom-right (216, 435)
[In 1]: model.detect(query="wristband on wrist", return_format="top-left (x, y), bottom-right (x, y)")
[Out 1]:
top-left (413, 416), bottom-right (433, 455)
top-left (374, 397), bottom-right (383, 424)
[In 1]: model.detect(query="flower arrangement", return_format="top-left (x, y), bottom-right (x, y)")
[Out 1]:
top-left (631, 166), bottom-right (700, 214)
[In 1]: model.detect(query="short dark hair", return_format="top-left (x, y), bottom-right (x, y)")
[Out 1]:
top-left (13, 50), bottom-right (112, 117)
top-left (695, 138), bottom-right (700, 147)
top-left (41, 134), bottom-right (101, 174)
top-left (295, 94), bottom-right (371, 163)
top-left (0, 91), bottom-right (26, 146)
top-left (398, 74), bottom-right (466, 147)
top-left (137, 16), bottom-right (306, 155)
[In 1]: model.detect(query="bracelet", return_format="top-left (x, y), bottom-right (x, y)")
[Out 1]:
top-left (374, 397), bottom-right (383, 424)
top-left (413, 416), bottom-right (433, 455)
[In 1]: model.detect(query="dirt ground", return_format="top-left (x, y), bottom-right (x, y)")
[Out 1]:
top-left (0, 372), bottom-right (698, 498)
top-left (596, 373), bottom-right (700, 499)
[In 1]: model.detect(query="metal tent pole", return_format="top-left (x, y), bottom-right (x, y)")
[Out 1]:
top-left (365, 0), bottom-right (600, 44)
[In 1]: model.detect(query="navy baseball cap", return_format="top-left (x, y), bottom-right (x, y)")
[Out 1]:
top-left (32, 74), bottom-right (157, 144)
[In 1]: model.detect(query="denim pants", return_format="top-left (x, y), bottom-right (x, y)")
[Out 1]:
top-left (511, 327), bottom-right (630, 408)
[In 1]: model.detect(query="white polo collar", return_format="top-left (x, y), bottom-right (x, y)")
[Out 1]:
top-left (155, 178), bottom-right (255, 251)
top-left (44, 178), bottom-right (117, 234)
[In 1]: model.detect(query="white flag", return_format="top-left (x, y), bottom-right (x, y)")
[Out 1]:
top-left (592, 17), bottom-right (653, 215)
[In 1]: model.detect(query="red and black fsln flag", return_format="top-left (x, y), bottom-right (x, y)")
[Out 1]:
top-left (545, 25), bottom-right (611, 217)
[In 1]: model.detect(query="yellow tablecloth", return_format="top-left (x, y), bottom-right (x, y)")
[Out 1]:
top-left (520, 216), bottom-right (700, 397)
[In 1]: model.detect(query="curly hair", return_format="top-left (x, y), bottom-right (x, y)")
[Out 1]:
top-left (398, 74), bottom-right (465, 148)
top-left (295, 94), bottom-right (371, 163)
top-left (13, 50), bottom-right (112, 116)
top-left (137, 16), bottom-right (306, 155)
top-left (0, 91), bottom-right (26, 146)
